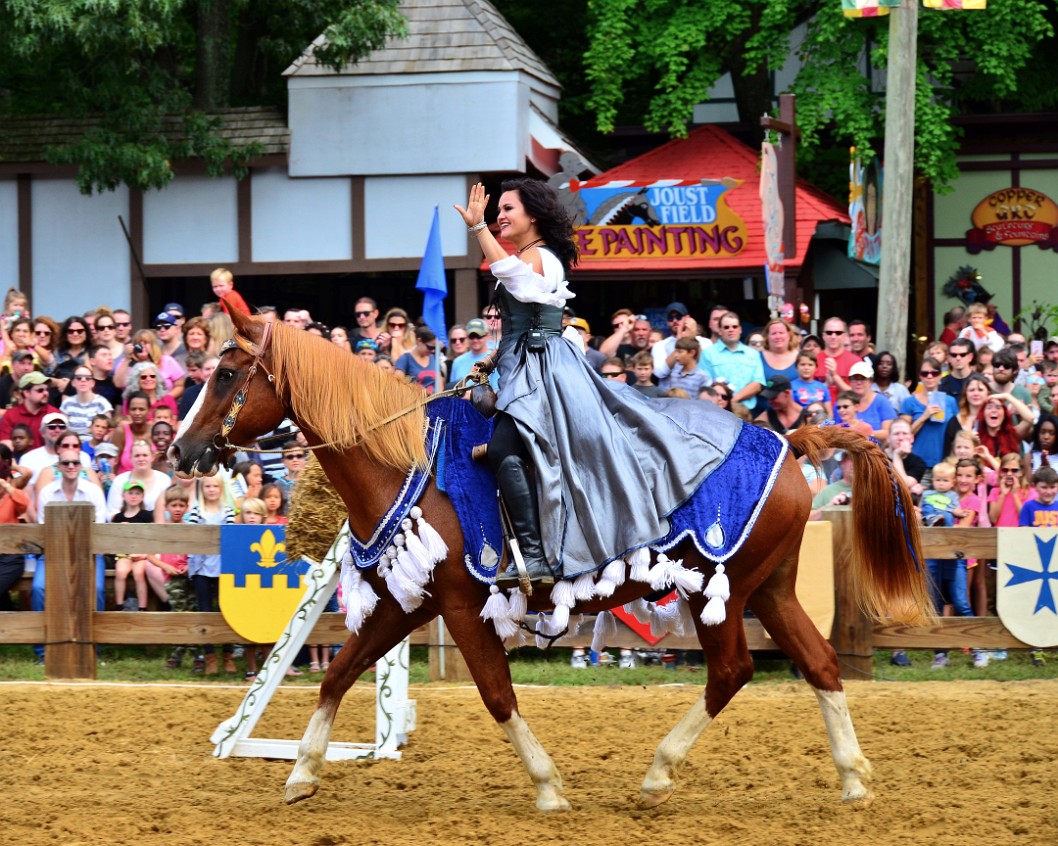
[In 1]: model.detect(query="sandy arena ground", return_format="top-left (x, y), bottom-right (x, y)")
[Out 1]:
top-left (1, 679), bottom-right (1055, 846)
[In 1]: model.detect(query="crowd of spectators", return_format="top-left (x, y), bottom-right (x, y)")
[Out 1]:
top-left (2, 269), bottom-right (1054, 673)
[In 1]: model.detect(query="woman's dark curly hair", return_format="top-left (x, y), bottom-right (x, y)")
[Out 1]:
top-left (500, 178), bottom-right (578, 275)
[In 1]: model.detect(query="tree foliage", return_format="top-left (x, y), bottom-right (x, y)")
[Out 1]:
top-left (0, 0), bottom-right (406, 194)
top-left (583, 0), bottom-right (1054, 189)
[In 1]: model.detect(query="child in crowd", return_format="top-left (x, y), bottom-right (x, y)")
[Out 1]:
top-left (920, 462), bottom-right (962, 527)
top-left (210, 267), bottom-right (251, 317)
top-left (989, 452), bottom-right (1036, 528)
top-left (658, 337), bottom-right (708, 396)
top-left (239, 497), bottom-right (267, 525)
top-left (84, 414), bottom-right (113, 460)
top-left (111, 480), bottom-right (155, 611)
top-left (156, 485), bottom-right (195, 671)
top-left (953, 458), bottom-right (990, 619)
top-left (834, 391), bottom-right (872, 437)
top-left (959, 301), bottom-right (1005, 353)
top-left (1026, 413), bottom-right (1058, 475)
top-left (1019, 465), bottom-right (1058, 528)
top-left (949, 428), bottom-right (998, 484)
top-left (791, 350), bottom-right (830, 413)
top-left (1038, 359), bottom-right (1057, 413)
top-left (261, 483), bottom-right (288, 525)
top-left (185, 476), bottom-right (238, 675)
top-left (10, 424), bottom-right (32, 462)
top-left (629, 351), bottom-right (663, 398)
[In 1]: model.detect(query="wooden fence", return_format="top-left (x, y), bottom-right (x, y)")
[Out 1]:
top-left (0, 503), bottom-right (1032, 680)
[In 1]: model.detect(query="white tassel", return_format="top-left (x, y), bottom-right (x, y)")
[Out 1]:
top-left (704, 564), bottom-right (730, 601)
top-left (550, 579), bottom-right (576, 610)
top-left (481, 585), bottom-right (520, 640)
top-left (594, 559), bottom-right (626, 598)
top-left (572, 572), bottom-right (597, 601)
top-left (402, 520), bottom-right (431, 569)
top-left (676, 596), bottom-right (695, 633)
top-left (534, 613), bottom-right (549, 649)
top-left (393, 547), bottom-right (427, 590)
top-left (340, 564), bottom-right (380, 634)
top-left (412, 508), bottom-right (449, 562)
top-left (383, 568), bottom-right (422, 614)
top-left (626, 597), bottom-right (652, 625)
top-left (628, 547), bottom-right (652, 582)
top-left (648, 552), bottom-right (678, 591)
top-left (504, 628), bottom-right (527, 650)
top-left (649, 604), bottom-right (669, 638)
top-left (507, 587), bottom-right (527, 620)
top-left (655, 600), bottom-right (685, 636)
top-left (591, 610), bottom-right (617, 654)
top-left (700, 595), bottom-right (727, 625)
top-left (551, 603), bottom-right (571, 633)
top-left (671, 564), bottom-right (704, 597)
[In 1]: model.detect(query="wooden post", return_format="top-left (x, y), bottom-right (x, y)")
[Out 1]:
top-left (760, 93), bottom-right (799, 305)
top-left (826, 507), bottom-right (873, 679)
top-left (876, 0), bottom-right (919, 365)
top-left (43, 502), bottom-right (97, 679)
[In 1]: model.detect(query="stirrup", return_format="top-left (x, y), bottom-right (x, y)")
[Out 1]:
top-left (495, 561), bottom-right (554, 590)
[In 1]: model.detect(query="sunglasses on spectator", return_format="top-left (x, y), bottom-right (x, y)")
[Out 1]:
top-left (47, 422), bottom-right (67, 429)
top-left (601, 371), bottom-right (623, 379)
top-left (993, 363), bottom-right (1012, 370)
top-left (920, 370), bottom-right (940, 377)
top-left (30, 385), bottom-right (49, 393)
top-left (155, 324), bottom-right (173, 331)
top-left (73, 374), bottom-right (93, 381)
top-left (96, 323), bottom-right (115, 330)
top-left (354, 311), bottom-right (373, 317)
top-left (949, 351), bottom-right (971, 358)
top-left (58, 460), bottom-right (81, 468)
top-left (424, 343), bottom-right (436, 352)
top-left (67, 327), bottom-right (86, 334)
top-left (140, 374), bottom-right (158, 380)
top-left (449, 336), bottom-right (468, 343)
top-left (115, 321), bottom-right (131, 328)
top-left (467, 332), bottom-right (486, 339)
top-left (285, 452), bottom-right (306, 460)
top-left (388, 321), bottom-right (407, 329)
top-left (34, 329), bottom-right (52, 336)
top-left (836, 403), bottom-right (855, 410)
top-left (823, 330), bottom-right (844, 336)
top-left (1000, 467), bottom-right (1020, 474)
top-left (666, 313), bottom-right (682, 322)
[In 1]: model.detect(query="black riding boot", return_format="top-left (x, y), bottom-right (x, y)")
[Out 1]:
top-left (495, 455), bottom-right (554, 586)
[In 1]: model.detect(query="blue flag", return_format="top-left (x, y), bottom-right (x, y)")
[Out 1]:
top-left (416, 206), bottom-right (447, 343)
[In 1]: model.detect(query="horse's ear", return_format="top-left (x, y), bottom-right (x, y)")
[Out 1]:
top-left (223, 298), bottom-right (252, 334)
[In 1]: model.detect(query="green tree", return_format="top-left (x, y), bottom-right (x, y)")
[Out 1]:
top-left (583, 0), bottom-right (1054, 189)
top-left (0, 0), bottom-right (406, 193)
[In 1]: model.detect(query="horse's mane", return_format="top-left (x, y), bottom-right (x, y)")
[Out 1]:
top-left (267, 322), bottom-right (428, 471)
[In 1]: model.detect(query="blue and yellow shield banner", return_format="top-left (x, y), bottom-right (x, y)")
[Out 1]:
top-left (219, 525), bottom-right (310, 643)
top-left (997, 528), bottom-right (1058, 648)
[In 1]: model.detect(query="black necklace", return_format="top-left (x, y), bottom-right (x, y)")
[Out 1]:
top-left (516, 238), bottom-right (545, 254)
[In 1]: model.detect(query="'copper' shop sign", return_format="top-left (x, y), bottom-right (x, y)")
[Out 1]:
top-left (966, 187), bottom-right (1058, 253)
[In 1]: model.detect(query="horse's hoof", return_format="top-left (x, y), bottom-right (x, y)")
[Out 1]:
top-left (284, 782), bottom-right (320, 805)
top-left (536, 795), bottom-right (572, 813)
top-left (842, 791), bottom-right (874, 810)
top-left (637, 787), bottom-right (674, 809)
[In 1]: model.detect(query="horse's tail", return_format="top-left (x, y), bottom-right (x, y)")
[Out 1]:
top-left (787, 425), bottom-right (935, 626)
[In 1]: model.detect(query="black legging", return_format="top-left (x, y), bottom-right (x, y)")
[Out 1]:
top-left (0, 554), bottom-right (24, 611)
top-left (489, 413), bottom-right (530, 476)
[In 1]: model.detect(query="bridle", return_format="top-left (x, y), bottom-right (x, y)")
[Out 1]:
top-left (213, 321), bottom-right (276, 452)
top-left (211, 321), bottom-right (484, 455)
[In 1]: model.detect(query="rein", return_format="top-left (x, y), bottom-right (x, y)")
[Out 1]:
top-left (214, 326), bottom-right (485, 455)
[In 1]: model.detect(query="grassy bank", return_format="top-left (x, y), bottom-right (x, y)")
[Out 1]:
top-left (1, 644), bottom-right (1055, 685)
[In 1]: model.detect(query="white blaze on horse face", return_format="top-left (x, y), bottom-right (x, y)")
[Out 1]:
top-left (812, 688), bottom-right (873, 804)
top-left (173, 378), bottom-right (209, 447)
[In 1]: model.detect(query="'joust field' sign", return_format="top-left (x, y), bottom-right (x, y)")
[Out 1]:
top-left (563, 178), bottom-right (747, 261)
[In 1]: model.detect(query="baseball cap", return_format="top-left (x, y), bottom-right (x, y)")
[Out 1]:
top-left (1047, 337), bottom-right (1058, 349)
top-left (11, 350), bottom-right (34, 364)
top-left (93, 442), bottom-right (119, 459)
top-left (41, 412), bottom-right (68, 428)
top-left (848, 361), bottom-right (875, 380)
top-left (18, 371), bottom-right (48, 389)
top-left (123, 479), bottom-right (146, 491)
top-left (465, 318), bottom-right (488, 337)
top-left (760, 375), bottom-right (792, 399)
top-left (154, 311), bottom-right (179, 327)
top-left (354, 339), bottom-right (379, 353)
top-left (665, 302), bottom-right (689, 318)
top-left (164, 303), bottom-right (185, 317)
top-left (568, 317), bottom-right (591, 334)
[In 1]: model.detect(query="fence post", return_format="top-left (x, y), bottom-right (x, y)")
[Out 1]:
top-left (43, 502), bottom-right (97, 679)
top-left (827, 507), bottom-right (873, 680)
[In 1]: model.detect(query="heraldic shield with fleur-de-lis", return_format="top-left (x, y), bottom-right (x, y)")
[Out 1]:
top-left (220, 525), bottom-right (311, 643)
top-left (997, 529), bottom-right (1058, 648)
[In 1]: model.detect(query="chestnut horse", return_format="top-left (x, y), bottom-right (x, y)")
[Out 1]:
top-left (171, 308), bottom-right (932, 812)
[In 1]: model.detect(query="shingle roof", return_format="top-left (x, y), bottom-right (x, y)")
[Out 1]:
top-left (285, 0), bottom-right (559, 87)
top-left (0, 107), bottom-right (289, 165)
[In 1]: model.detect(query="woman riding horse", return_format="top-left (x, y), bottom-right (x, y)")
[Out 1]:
top-left (455, 180), bottom-right (744, 586)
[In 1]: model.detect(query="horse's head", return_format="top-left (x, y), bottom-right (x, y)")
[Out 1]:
top-left (170, 304), bottom-right (287, 477)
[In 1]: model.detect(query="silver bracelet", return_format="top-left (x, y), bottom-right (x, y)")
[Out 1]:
top-left (467, 221), bottom-right (488, 234)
